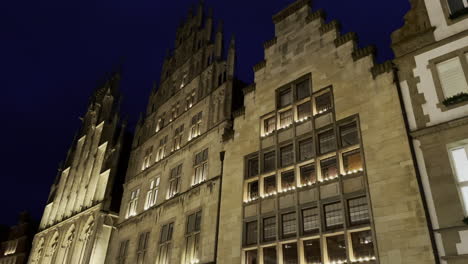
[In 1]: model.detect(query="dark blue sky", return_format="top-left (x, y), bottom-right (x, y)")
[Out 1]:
top-left (0, 0), bottom-right (410, 226)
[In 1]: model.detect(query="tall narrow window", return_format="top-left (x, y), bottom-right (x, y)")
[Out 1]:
top-left (315, 92), bottom-right (332, 114)
top-left (158, 223), bottom-right (174, 264)
top-left (279, 89), bottom-right (292, 108)
top-left (247, 156), bottom-right (259, 179)
top-left (297, 101), bottom-right (312, 120)
top-left (263, 217), bottom-right (276, 242)
top-left (190, 112), bottom-right (202, 140)
top-left (318, 130), bottom-right (336, 154)
top-left (450, 145), bottom-right (468, 215)
top-left (279, 109), bottom-right (293, 128)
top-left (348, 197), bottom-right (370, 225)
top-left (168, 165), bottom-right (182, 199)
top-left (245, 221), bottom-right (258, 245)
top-left (193, 149), bottom-right (208, 185)
top-left (245, 250), bottom-right (258, 264)
top-left (320, 157), bottom-right (338, 180)
top-left (303, 239), bottom-right (321, 264)
top-left (264, 116), bottom-right (276, 135)
top-left (299, 138), bottom-right (314, 161)
top-left (280, 144), bottom-right (294, 167)
top-left (282, 243), bottom-right (298, 264)
top-left (156, 136), bottom-right (168, 162)
top-left (264, 176), bottom-right (277, 195)
top-left (282, 212), bottom-right (296, 238)
top-left (263, 151), bottom-right (276, 172)
top-left (324, 202), bottom-right (343, 229)
top-left (186, 91), bottom-right (196, 110)
top-left (326, 235), bottom-right (347, 263)
top-left (145, 178), bottom-right (160, 210)
top-left (117, 240), bottom-right (129, 264)
top-left (296, 79), bottom-right (310, 100)
top-left (343, 149), bottom-right (363, 173)
top-left (136, 232), bottom-right (150, 264)
top-left (437, 57), bottom-right (468, 98)
top-left (263, 246), bottom-right (277, 264)
top-left (351, 230), bottom-right (375, 260)
top-left (185, 211), bottom-right (202, 264)
top-left (173, 124), bottom-right (184, 151)
top-left (340, 122), bottom-right (359, 147)
top-left (142, 147), bottom-right (153, 171)
top-left (300, 164), bottom-right (316, 185)
top-left (302, 207), bottom-right (319, 234)
top-left (126, 189), bottom-right (140, 219)
top-left (281, 170), bottom-right (295, 190)
top-left (248, 181), bottom-right (259, 200)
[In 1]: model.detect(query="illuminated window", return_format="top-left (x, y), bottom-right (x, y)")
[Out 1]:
top-left (324, 202), bottom-right (343, 229)
top-left (263, 217), bottom-right (276, 242)
top-left (281, 170), bottom-right (295, 190)
top-left (193, 149), bottom-right (208, 185)
top-left (348, 197), bottom-right (370, 225)
top-left (315, 92), bottom-right (332, 114)
top-left (158, 223), bottom-right (174, 264)
top-left (264, 175), bottom-right (276, 195)
top-left (245, 221), bottom-right (258, 245)
top-left (280, 144), bottom-right (294, 167)
top-left (297, 101), bottom-right (312, 120)
top-left (245, 250), bottom-right (258, 264)
top-left (340, 122), bottom-right (359, 147)
top-left (299, 138), bottom-right (314, 161)
top-left (116, 240), bottom-right (129, 264)
top-left (280, 109), bottom-right (293, 128)
top-left (449, 144), bottom-right (468, 215)
top-left (326, 235), bottom-right (347, 263)
top-left (190, 112), bottom-right (202, 140)
top-left (318, 130), bottom-right (336, 154)
top-left (168, 165), bottom-right (182, 199)
top-left (279, 89), bottom-right (292, 108)
top-left (264, 116), bottom-right (276, 135)
top-left (282, 242), bottom-right (298, 264)
top-left (156, 114), bottom-right (166, 132)
top-left (141, 147), bottom-right (153, 171)
top-left (302, 207), bottom-right (319, 234)
top-left (296, 79), bottom-right (310, 101)
top-left (303, 239), bottom-right (321, 264)
top-left (343, 149), bottom-right (363, 173)
top-left (247, 156), bottom-right (259, 179)
top-left (321, 157), bottom-right (338, 180)
top-left (185, 211), bottom-right (201, 264)
top-left (263, 246), bottom-right (277, 264)
top-left (136, 232), bottom-right (150, 264)
top-left (248, 181), bottom-right (259, 200)
top-left (172, 124), bottom-right (184, 151)
top-left (156, 136), bottom-right (168, 162)
top-left (351, 230), bottom-right (375, 261)
top-left (281, 212), bottom-right (296, 238)
top-left (263, 151), bottom-right (276, 172)
top-left (300, 164), bottom-right (316, 185)
top-left (144, 178), bottom-right (160, 210)
top-left (126, 189), bottom-right (140, 218)
top-left (186, 91), bottom-right (196, 110)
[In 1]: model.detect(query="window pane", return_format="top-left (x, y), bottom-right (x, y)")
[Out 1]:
top-left (437, 57), bottom-right (468, 98)
top-left (343, 149), bottom-right (363, 173)
top-left (264, 117), bottom-right (276, 135)
top-left (448, 0), bottom-right (468, 15)
top-left (279, 89), bottom-right (292, 107)
top-left (460, 186), bottom-right (468, 215)
top-left (245, 250), bottom-right (258, 264)
top-left (315, 92), bottom-right (332, 113)
top-left (281, 171), bottom-right (295, 190)
top-left (351, 230), bottom-right (375, 261)
top-left (302, 208), bottom-right (319, 233)
top-left (296, 80), bottom-right (310, 100)
top-left (264, 176), bottom-right (277, 195)
top-left (303, 239), bottom-right (321, 264)
top-left (263, 217), bottom-right (276, 242)
top-left (248, 181), bottom-right (259, 200)
top-left (318, 130), bottom-right (336, 154)
top-left (451, 147), bottom-right (468, 183)
top-left (247, 157), bottom-right (259, 178)
top-left (326, 235), bottom-right (347, 263)
top-left (282, 213), bottom-right (296, 237)
top-left (263, 151), bottom-right (276, 172)
top-left (245, 221), bottom-right (258, 245)
top-left (300, 164), bottom-right (316, 185)
top-left (348, 197), bottom-right (370, 225)
top-left (324, 202), bottom-right (343, 229)
top-left (263, 246), bottom-right (277, 264)
top-left (280, 145), bottom-right (294, 167)
top-left (299, 138), bottom-right (314, 161)
top-left (280, 110), bottom-right (293, 128)
top-left (321, 157), bottom-right (338, 180)
top-left (340, 122), bottom-right (359, 147)
top-left (297, 101), bottom-right (312, 120)
top-left (282, 243), bottom-right (298, 264)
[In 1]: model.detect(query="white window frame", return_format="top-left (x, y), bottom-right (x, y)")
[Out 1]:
top-left (144, 177), bottom-right (160, 210)
top-left (156, 136), bottom-right (168, 162)
top-left (448, 141), bottom-right (468, 216)
top-left (189, 112), bottom-right (203, 140)
top-left (192, 149), bottom-right (208, 186)
top-left (126, 189), bottom-right (140, 219)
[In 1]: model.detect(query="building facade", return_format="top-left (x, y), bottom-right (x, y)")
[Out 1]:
top-left (392, 0), bottom-right (468, 263)
top-left (0, 213), bottom-right (36, 264)
top-left (218, 0), bottom-right (436, 263)
top-left (27, 73), bottom-right (130, 264)
top-left (104, 3), bottom-right (242, 264)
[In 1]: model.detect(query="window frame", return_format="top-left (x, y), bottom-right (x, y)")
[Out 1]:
top-left (193, 149), bottom-right (208, 186)
top-left (448, 141), bottom-right (468, 216)
top-left (167, 164), bottom-right (182, 199)
top-left (144, 177), bottom-right (160, 210)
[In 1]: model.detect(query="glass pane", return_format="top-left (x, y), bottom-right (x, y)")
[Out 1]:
top-left (448, 0), bottom-right (466, 14)
top-left (340, 122), bottom-right (359, 147)
top-left (437, 57), bottom-right (468, 97)
top-left (282, 213), bottom-right (296, 237)
top-left (319, 130), bottom-right (336, 154)
top-left (263, 246), bottom-right (277, 264)
top-left (348, 197), bottom-right (370, 225)
top-left (300, 164), bottom-right (316, 185)
top-left (264, 151), bottom-right (276, 172)
top-left (281, 171), bottom-right (295, 190)
top-left (321, 157), bottom-right (338, 180)
top-left (279, 89), bottom-right (292, 107)
top-left (248, 181), bottom-right (259, 200)
top-left (263, 217), bottom-right (276, 242)
top-left (280, 145), bottom-right (294, 167)
top-left (280, 110), bottom-right (293, 128)
top-left (315, 92), bottom-right (332, 113)
top-left (246, 221), bottom-right (258, 245)
top-left (264, 117), bottom-right (276, 135)
top-left (264, 176), bottom-right (277, 195)
top-left (297, 101), bottom-right (312, 120)
top-left (299, 138), bottom-right (314, 161)
top-left (326, 235), bottom-right (347, 263)
top-left (351, 230), bottom-right (375, 261)
top-left (245, 250), bottom-right (258, 264)
top-left (282, 243), bottom-right (298, 264)
top-left (303, 239), bottom-right (321, 264)
top-left (324, 202), bottom-right (343, 229)
top-left (451, 147), bottom-right (468, 183)
top-left (460, 186), bottom-right (468, 215)
top-left (248, 157), bottom-right (259, 178)
top-left (302, 208), bottom-right (319, 233)
top-left (343, 150), bottom-right (363, 173)
top-left (296, 80), bottom-right (310, 100)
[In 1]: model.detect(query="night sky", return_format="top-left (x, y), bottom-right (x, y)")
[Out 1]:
top-left (0, 0), bottom-right (410, 226)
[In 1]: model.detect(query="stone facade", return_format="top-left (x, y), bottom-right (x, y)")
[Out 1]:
top-left (218, 0), bottom-right (435, 263)
top-left (0, 213), bottom-right (37, 264)
top-left (392, 0), bottom-right (468, 263)
top-left (27, 73), bottom-right (130, 264)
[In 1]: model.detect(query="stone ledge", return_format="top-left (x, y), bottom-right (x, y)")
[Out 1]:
top-left (371, 61), bottom-right (393, 79)
top-left (272, 0), bottom-right (311, 24)
top-left (411, 115), bottom-right (468, 139)
top-left (306, 9), bottom-right (326, 23)
top-left (253, 60), bottom-right (266, 72)
top-left (334, 32), bottom-right (357, 48)
top-left (264, 37), bottom-right (277, 49)
top-left (242, 83), bottom-right (256, 95)
top-left (233, 106), bottom-right (246, 118)
top-left (352, 45), bottom-right (376, 62)
top-left (319, 20), bottom-right (341, 36)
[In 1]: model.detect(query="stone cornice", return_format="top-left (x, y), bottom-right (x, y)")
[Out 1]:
top-left (272, 0), bottom-right (311, 24)
top-left (334, 32), bottom-right (357, 48)
top-left (411, 116), bottom-right (468, 139)
top-left (242, 83), bottom-right (256, 95)
top-left (352, 45), bottom-right (376, 62)
top-left (253, 60), bottom-right (266, 72)
top-left (319, 20), bottom-right (340, 36)
top-left (371, 61), bottom-right (393, 79)
top-left (232, 106), bottom-right (245, 118)
top-left (264, 37), bottom-right (277, 49)
top-left (306, 9), bottom-right (326, 23)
